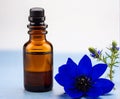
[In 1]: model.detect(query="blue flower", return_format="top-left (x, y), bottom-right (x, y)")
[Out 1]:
top-left (55, 55), bottom-right (114, 98)
top-left (111, 46), bottom-right (119, 53)
top-left (88, 47), bottom-right (102, 58)
top-left (111, 41), bottom-right (120, 53)
top-left (90, 50), bottom-right (102, 58)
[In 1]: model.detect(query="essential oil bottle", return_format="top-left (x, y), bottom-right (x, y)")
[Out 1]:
top-left (23, 7), bottom-right (53, 92)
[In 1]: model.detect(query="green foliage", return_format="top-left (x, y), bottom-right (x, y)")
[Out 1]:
top-left (88, 41), bottom-right (120, 81)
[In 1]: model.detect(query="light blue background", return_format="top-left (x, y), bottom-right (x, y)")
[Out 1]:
top-left (0, 51), bottom-right (120, 99)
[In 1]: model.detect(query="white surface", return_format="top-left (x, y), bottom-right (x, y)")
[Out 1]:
top-left (0, 0), bottom-right (119, 52)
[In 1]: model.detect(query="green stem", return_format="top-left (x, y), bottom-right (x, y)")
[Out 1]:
top-left (109, 53), bottom-right (115, 81)
top-left (109, 64), bottom-right (113, 81)
top-left (98, 54), bottom-right (113, 81)
top-left (98, 56), bottom-right (102, 61)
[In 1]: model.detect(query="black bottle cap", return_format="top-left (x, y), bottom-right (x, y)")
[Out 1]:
top-left (30, 7), bottom-right (44, 17)
top-left (29, 7), bottom-right (45, 23)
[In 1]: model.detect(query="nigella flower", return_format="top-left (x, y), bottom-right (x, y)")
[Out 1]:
top-left (55, 55), bottom-right (114, 98)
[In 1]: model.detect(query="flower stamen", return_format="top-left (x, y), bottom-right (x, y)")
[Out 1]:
top-left (75, 76), bottom-right (92, 92)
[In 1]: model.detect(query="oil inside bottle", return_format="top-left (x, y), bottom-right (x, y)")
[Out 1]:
top-left (24, 52), bottom-right (53, 92)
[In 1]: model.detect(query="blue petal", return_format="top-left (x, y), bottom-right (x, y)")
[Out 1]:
top-left (77, 55), bottom-right (92, 76)
top-left (64, 87), bottom-right (83, 98)
top-left (93, 78), bottom-right (114, 95)
top-left (87, 78), bottom-right (114, 97)
top-left (91, 64), bottom-right (107, 81)
top-left (90, 53), bottom-right (95, 58)
top-left (59, 58), bottom-right (77, 78)
top-left (87, 86), bottom-right (103, 97)
top-left (55, 73), bottom-right (75, 88)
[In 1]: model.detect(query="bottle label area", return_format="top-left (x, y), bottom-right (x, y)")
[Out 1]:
top-left (24, 52), bottom-right (53, 72)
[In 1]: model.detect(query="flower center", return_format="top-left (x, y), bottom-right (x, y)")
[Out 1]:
top-left (75, 76), bottom-right (92, 92)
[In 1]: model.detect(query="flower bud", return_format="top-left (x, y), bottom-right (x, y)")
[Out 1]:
top-left (112, 41), bottom-right (117, 47)
top-left (88, 47), bottom-right (96, 54)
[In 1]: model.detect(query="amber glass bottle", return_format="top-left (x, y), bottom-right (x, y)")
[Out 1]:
top-left (23, 7), bottom-right (53, 92)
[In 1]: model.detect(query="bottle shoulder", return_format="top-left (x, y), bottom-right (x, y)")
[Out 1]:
top-left (46, 40), bottom-right (53, 48)
top-left (23, 40), bottom-right (53, 52)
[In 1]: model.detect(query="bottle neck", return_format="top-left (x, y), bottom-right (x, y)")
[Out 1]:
top-left (28, 24), bottom-right (47, 42)
top-left (30, 33), bottom-right (46, 42)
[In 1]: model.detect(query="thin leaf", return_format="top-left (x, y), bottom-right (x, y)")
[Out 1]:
top-left (105, 52), bottom-right (111, 58)
top-left (114, 65), bottom-right (119, 67)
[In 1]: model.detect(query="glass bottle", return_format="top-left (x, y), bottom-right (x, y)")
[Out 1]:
top-left (23, 7), bottom-right (53, 92)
